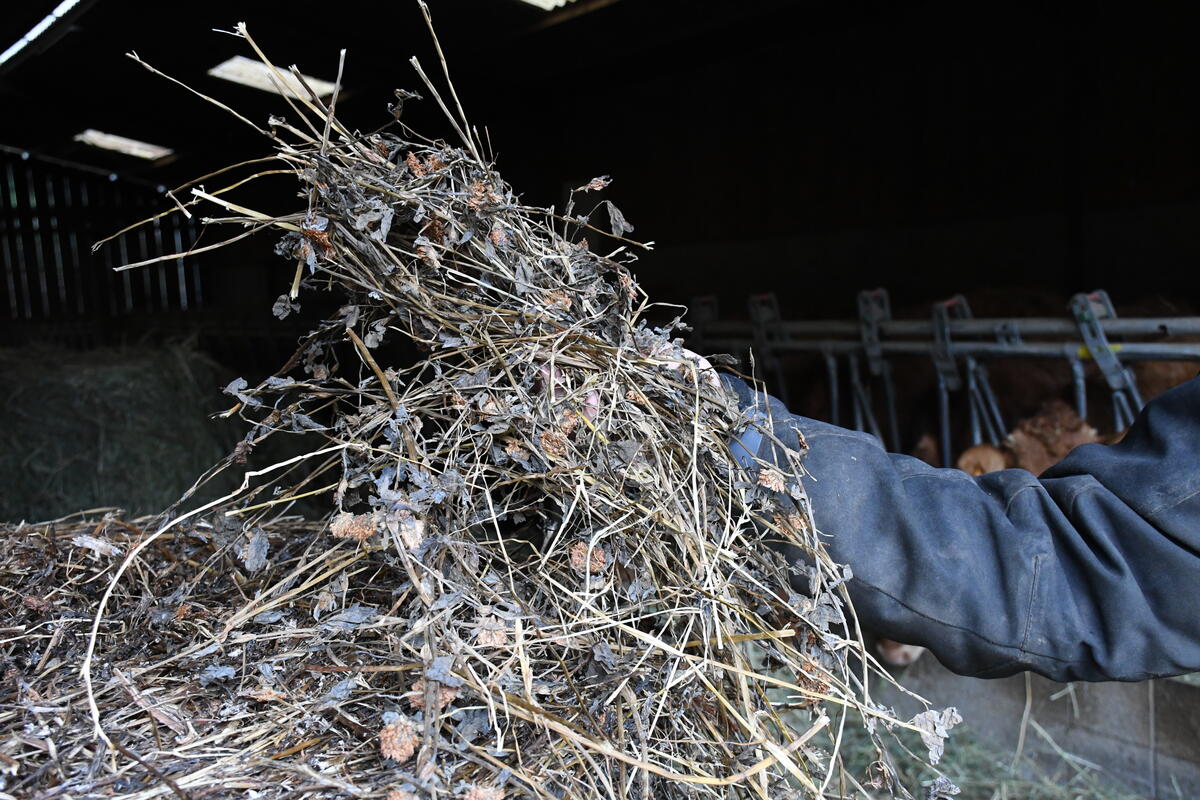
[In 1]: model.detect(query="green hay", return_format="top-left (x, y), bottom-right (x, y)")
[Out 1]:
top-left (0, 343), bottom-right (239, 521)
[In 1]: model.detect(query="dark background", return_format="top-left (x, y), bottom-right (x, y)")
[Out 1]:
top-left (2, 0), bottom-right (1200, 444)
top-left (4, 0), bottom-right (1200, 331)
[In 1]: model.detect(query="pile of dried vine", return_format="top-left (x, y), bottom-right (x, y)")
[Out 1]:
top-left (1, 11), bottom-right (959, 799)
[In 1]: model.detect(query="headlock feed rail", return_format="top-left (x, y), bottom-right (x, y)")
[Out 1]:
top-left (691, 288), bottom-right (1200, 458)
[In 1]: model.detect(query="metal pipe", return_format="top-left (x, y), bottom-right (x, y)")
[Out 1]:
top-left (701, 317), bottom-right (1200, 340)
top-left (849, 354), bottom-right (884, 441)
top-left (976, 370), bottom-right (1007, 443)
top-left (881, 361), bottom-right (901, 452)
top-left (1069, 358), bottom-right (1087, 421)
top-left (822, 349), bottom-right (839, 427)
top-left (702, 337), bottom-right (1200, 362)
top-left (965, 368), bottom-right (982, 446)
top-left (937, 373), bottom-right (952, 468)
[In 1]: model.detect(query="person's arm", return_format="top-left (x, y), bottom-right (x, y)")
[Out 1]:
top-left (722, 374), bottom-right (1200, 682)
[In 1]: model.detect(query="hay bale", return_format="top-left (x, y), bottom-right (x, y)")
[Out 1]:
top-left (0, 343), bottom-right (239, 521)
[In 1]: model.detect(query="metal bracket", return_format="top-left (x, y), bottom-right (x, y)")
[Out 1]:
top-left (995, 320), bottom-right (1023, 347)
top-left (748, 293), bottom-right (791, 406)
top-left (1069, 290), bottom-right (1144, 429)
top-left (857, 289), bottom-right (890, 377)
top-left (847, 352), bottom-right (883, 443)
top-left (856, 288), bottom-right (900, 451)
top-left (821, 346), bottom-right (840, 427)
top-left (931, 295), bottom-right (1007, 466)
top-left (931, 296), bottom-right (967, 392)
top-left (1068, 356), bottom-right (1088, 422)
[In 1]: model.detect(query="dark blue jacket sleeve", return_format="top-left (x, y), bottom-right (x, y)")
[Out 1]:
top-left (723, 374), bottom-right (1200, 682)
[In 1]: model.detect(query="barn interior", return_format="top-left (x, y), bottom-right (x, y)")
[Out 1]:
top-left (2, 1), bottom-right (1199, 797)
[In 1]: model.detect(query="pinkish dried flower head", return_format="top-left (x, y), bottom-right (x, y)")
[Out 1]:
top-left (475, 616), bottom-right (508, 647)
top-left (380, 716), bottom-right (419, 761)
top-left (540, 429), bottom-right (569, 460)
top-left (569, 542), bottom-right (607, 574)
top-left (757, 468), bottom-right (787, 493)
top-left (544, 290), bottom-right (572, 311)
top-left (503, 437), bottom-right (531, 462)
top-left (330, 512), bottom-right (377, 541)
top-left (461, 787), bottom-right (505, 800)
top-left (407, 679), bottom-right (458, 712)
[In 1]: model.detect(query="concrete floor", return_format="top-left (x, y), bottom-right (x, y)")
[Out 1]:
top-left (873, 657), bottom-right (1200, 797)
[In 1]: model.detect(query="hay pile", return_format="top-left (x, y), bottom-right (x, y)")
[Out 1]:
top-left (2, 12), bottom-right (959, 799)
top-left (1, 511), bottom-right (944, 800)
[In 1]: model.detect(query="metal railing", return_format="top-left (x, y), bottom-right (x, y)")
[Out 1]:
top-left (691, 289), bottom-right (1200, 464)
top-left (0, 144), bottom-right (204, 328)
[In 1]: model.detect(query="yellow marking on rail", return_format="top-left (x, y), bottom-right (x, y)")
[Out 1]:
top-left (1078, 344), bottom-right (1123, 359)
